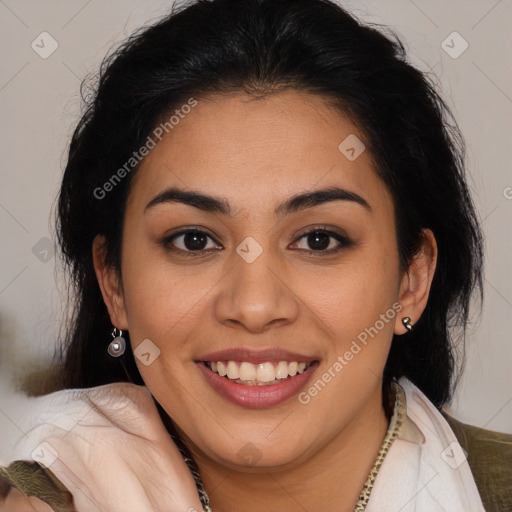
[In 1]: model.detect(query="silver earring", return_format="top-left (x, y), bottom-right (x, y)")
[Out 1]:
top-left (108, 327), bottom-right (126, 357)
top-left (401, 317), bottom-right (413, 332)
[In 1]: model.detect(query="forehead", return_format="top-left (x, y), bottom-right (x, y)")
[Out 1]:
top-left (127, 90), bottom-right (392, 217)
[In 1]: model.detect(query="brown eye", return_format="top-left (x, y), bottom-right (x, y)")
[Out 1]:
top-left (292, 228), bottom-right (353, 254)
top-left (163, 229), bottom-right (222, 254)
top-left (305, 231), bottom-right (331, 251)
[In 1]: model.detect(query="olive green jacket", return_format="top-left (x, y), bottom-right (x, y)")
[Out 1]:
top-left (442, 413), bottom-right (512, 511)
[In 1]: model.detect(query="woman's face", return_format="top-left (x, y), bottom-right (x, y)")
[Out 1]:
top-left (96, 90), bottom-right (429, 470)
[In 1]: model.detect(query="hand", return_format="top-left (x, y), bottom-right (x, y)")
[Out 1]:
top-left (19, 383), bottom-right (204, 512)
top-left (0, 488), bottom-right (54, 512)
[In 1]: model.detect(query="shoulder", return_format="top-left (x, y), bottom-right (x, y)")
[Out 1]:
top-left (442, 412), bottom-right (512, 512)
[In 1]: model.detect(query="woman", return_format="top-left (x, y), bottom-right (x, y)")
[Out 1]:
top-left (1, 0), bottom-right (510, 510)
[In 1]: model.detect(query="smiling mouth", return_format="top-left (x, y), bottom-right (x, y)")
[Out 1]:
top-left (202, 360), bottom-right (317, 386)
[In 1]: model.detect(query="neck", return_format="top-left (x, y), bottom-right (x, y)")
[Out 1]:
top-left (189, 389), bottom-right (390, 512)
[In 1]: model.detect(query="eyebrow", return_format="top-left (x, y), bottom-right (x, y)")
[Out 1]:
top-left (144, 185), bottom-right (371, 217)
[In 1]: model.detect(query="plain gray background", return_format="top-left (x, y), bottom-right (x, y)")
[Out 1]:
top-left (0, 0), bottom-right (511, 433)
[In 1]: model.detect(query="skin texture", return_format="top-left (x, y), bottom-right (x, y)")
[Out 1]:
top-left (0, 490), bottom-right (53, 512)
top-left (93, 90), bottom-right (437, 512)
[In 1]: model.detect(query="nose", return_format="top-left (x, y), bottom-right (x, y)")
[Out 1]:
top-left (213, 244), bottom-right (299, 333)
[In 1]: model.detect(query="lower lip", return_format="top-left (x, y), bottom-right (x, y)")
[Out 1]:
top-left (196, 361), bottom-right (319, 408)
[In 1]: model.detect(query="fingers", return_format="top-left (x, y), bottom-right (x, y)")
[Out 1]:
top-left (0, 488), bottom-right (54, 512)
top-left (2, 383), bottom-right (205, 512)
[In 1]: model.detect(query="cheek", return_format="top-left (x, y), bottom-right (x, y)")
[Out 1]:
top-left (118, 242), bottom-right (214, 352)
top-left (290, 253), bottom-right (399, 425)
top-left (120, 226), bottom-right (400, 347)
top-left (293, 249), bottom-right (400, 342)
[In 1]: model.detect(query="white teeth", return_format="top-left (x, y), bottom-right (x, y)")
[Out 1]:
top-left (256, 362), bottom-right (275, 382)
top-left (207, 360), bottom-right (312, 384)
top-left (226, 361), bottom-right (239, 380)
top-left (275, 361), bottom-right (289, 379)
top-left (239, 362), bottom-right (257, 381)
top-left (217, 361), bottom-right (227, 377)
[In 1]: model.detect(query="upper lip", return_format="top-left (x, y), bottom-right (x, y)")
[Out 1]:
top-left (195, 348), bottom-right (319, 364)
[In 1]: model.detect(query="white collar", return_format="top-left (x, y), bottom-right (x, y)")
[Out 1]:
top-left (366, 377), bottom-right (485, 511)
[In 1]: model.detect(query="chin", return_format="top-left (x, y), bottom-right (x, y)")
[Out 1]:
top-left (197, 430), bottom-right (314, 471)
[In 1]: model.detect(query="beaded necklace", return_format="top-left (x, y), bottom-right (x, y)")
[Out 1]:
top-left (188, 382), bottom-right (406, 512)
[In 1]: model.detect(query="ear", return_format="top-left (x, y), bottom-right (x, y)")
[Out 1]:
top-left (394, 228), bottom-right (437, 335)
top-left (92, 235), bottom-right (129, 330)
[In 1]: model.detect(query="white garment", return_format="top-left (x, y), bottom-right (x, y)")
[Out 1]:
top-left (366, 377), bottom-right (485, 512)
top-left (1, 378), bottom-right (485, 511)
top-left (1, 383), bottom-right (204, 512)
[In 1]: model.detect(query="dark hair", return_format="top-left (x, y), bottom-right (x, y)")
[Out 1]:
top-left (56, 0), bottom-right (483, 408)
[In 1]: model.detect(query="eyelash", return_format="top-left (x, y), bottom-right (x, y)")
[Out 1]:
top-left (161, 226), bottom-right (353, 257)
